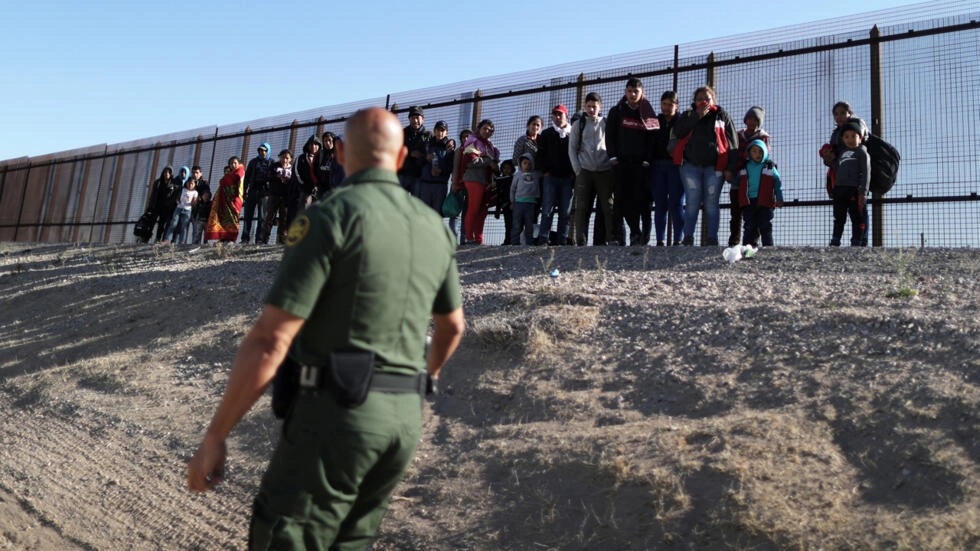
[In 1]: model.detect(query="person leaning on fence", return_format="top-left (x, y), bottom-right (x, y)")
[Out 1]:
top-left (672, 85), bottom-right (739, 246)
top-left (827, 121), bottom-right (870, 247)
top-left (187, 106), bottom-right (465, 550)
top-left (820, 101), bottom-right (870, 247)
top-left (737, 139), bottom-right (783, 247)
top-left (731, 106), bottom-right (771, 247)
top-left (569, 92), bottom-right (615, 246)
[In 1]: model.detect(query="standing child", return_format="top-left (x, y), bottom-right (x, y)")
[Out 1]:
top-left (820, 101), bottom-right (870, 246)
top-left (494, 159), bottom-right (515, 244)
top-left (510, 153), bottom-right (540, 245)
top-left (731, 106), bottom-right (771, 246)
top-left (829, 122), bottom-right (870, 246)
top-left (736, 140), bottom-right (783, 247)
top-left (162, 177), bottom-right (198, 243)
top-left (265, 149), bottom-right (293, 244)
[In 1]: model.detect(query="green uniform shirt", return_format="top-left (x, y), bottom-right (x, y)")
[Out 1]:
top-left (265, 167), bottom-right (462, 375)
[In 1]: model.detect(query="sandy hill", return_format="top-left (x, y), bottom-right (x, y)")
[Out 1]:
top-left (0, 242), bottom-right (977, 550)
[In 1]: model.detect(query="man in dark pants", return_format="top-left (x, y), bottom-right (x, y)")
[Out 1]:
top-left (606, 78), bottom-right (659, 246)
top-left (241, 143), bottom-right (274, 244)
top-left (188, 107), bottom-right (465, 551)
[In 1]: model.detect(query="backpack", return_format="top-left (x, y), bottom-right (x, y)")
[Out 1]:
top-left (865, 134), bottom-right (900, 195)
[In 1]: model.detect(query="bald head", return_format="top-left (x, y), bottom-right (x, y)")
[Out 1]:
top-left (337, 107), bottom-right (407, 175)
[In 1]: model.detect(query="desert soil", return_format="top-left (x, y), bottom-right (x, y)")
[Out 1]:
top-left (0, 242), bottom-right (977, 550)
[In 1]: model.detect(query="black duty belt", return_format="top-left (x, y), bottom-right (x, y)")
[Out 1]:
top-left (299, 366), bottom-right (427, 395)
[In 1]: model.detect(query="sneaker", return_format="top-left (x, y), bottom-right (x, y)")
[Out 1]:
top-left (656, 241), bottom-right (666, 247)
top-left (681, 239), bottom-right (694, 246)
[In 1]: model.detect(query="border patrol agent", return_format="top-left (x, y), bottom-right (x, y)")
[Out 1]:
top-left (188, 107), bottom-right (466, 550)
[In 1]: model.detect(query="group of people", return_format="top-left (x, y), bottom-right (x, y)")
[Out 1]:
top-left (395, 79), bottom-right (874, 249)
top-left (144, 133), bottom-right (346, 246)
top-left (392, 79), bottom-right (788, 248)
top-left (145, 80), bottom-right (872, 249)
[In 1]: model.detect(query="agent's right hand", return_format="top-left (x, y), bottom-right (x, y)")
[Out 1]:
top-left (187, 435), bottom-right (227, 492)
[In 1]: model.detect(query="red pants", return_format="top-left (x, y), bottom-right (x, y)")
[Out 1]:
top-left (463, 181), bottom-right (488, 244)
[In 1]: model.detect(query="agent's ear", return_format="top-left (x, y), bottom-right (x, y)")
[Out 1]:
top-left (395, 145), bottom-right (409, 171)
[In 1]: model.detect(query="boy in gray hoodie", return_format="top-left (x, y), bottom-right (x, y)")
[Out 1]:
top-left (569, 92), bottom-right (615, 245)
top-left (510, 153), bottom-right (541, 245)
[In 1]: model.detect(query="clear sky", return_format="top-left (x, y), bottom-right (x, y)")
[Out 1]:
top-left (0, 0), bottom-right (944, 161)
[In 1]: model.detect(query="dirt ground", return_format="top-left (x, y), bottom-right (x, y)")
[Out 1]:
top-left (0, 242), bottom-right (977, 550)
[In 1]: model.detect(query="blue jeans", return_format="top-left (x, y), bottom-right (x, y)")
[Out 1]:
top-left (539, 175), bottom-right (574, 244)
top-left (680, 164), bottom-right (722, 244)
top-left (511, 202), bottom-right (537, 245)
top-left (163, 208), bottom-right (192, 243)
top-left (650, 161), bottom-right (685, 244)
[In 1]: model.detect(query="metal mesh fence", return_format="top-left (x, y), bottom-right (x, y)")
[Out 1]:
top-left (1, 2), bottom-right (978, 247)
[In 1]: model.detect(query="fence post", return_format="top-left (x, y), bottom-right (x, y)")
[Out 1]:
top-left (242, 127), bottom-right (253, 162)
top-left (700, 52), bottom-right (717, 245)
top-left (870, 25), bottom-right (885, 247)
top-left (574, 73), bottom-right (586, 112)
top-left (672, 45), bottom-right (680, 93)
top-left (471, 90), bottom-right (483, 131)
top-left (288, 120), bottom-right (299, 155)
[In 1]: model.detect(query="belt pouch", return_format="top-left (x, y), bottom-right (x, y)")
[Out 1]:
top-left (271, 355), bottom-right (301, 419)
top-left (328, 350), bottom-right (375, 408)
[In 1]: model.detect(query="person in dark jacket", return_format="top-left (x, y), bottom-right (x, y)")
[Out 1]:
top-left (148, 166), bottom-right (176, 242)
top-left (264, 149), bottom-right (293, 244)
top-left (829, 121), bottom-right (870, 246)
top-left (188, 166), bottom-right (210, 244)
top-left (672, 85), bottom-right (739, 246)
top-left (285, 134), bottom-right (323, 234)
top-left (607, 78), bottom-right (659, 246)
top-left (419, 120), bottom-right (453, 215)
top-left (398, 106), bottom-right (431, 197)
top-left (536, 104), bottom-right (576, 245)
top-left (241, 143), bottom-right (274, 243)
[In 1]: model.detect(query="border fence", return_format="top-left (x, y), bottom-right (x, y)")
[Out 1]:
top-left (1, 2), bottom-right (978, 247)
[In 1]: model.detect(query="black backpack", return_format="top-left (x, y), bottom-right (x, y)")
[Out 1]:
top-left (865, 134), bottom-right (901, 195)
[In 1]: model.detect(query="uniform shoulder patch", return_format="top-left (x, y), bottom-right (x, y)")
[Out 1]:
top-left (285, 215), bottom-right (310, 247)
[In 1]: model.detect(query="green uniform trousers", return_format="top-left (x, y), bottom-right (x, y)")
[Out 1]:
top-left (249, 389), bottom-right (423, 551)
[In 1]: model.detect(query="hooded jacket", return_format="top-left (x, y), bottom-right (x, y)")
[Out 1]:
top-left (510, 153), bottom-right (540, 204)
top-left (421, 137), bottom-right (453, 183)
top-left (569, 112), bottom-right (612, 173)
top-left (151, 166), bottom-right (180, 213)
top-left (244, 143), bottom-right (274, 197)
top-left (292, 135), bottom-right (324, 197)
top-left (834, 142), bottom-right (870, 196)
top-left (736, 140), bottom-right (783, 208)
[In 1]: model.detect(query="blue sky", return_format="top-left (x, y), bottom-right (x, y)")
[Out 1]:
top-left (0, 0), bottom-right (937, 161)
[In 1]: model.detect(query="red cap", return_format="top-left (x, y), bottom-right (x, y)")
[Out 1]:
top-left (552, 105), bottom-right (568, 116)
